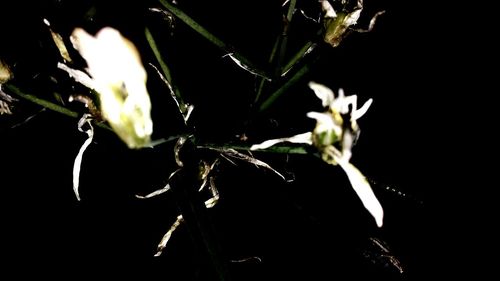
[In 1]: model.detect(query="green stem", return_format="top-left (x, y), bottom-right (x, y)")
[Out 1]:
top-left (4, 83), bottom-right (110, 130)
top-left (254, 0), bottom-right (297, 104)
top-left (158, 0), bottom-right (268, 78)
top-left (6, 84), bottom-right (77, 117)
top-left (145, 27), bottom-right (173, 84)
top-left (145, 26), bottom-right (186, 112)
top-left (258, 59), bottom-right (315, 113)
top-left (254, 36), bottom-right (282, 104)
top-left (277, 0), bottom-right (297, 73)
top-left (285, 0), bottom-right (297, 22)
top-left (197, 143), bottom-right (308, 155)
top-left (281, 40), bottom-right (316, 76)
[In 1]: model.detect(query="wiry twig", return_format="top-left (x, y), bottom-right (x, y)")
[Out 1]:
top-left (205, 147), bottom-right (286, 181)
top-left (155, 215), bottom-right (184, 256)
top-left (352, 11), bottom-right (386, 33)
top-left (149, 63), bottom-right (194, 124)
top-left (135, 169), bottom-right (181, 199)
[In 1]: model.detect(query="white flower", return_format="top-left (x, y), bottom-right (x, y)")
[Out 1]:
top-left (60, 27), bottom-right (153, 149)
top-left (251, 82), bottom-right (383, 227)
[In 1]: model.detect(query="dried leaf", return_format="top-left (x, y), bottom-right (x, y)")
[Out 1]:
top-left (149, 63), bottom-right (194, 123)
top-left (363, 237), bottom-right (404, 274)
top-left (73, 114), bottom-right (94, 201)
top-left (155, 215), bottom-right (184, 256)
top-left (0, 100), bottom-right (13, 115)
top-left (224, 53), bottom-right (271, 81)
top-left (57, 62), bottom-right (95, 91)
top-left (212, 148), bottom-right (287, 180)
top-left (0, 59), bottom-right (13, 84)
top-left (43, 19), bottom-right (72, 62)
top-left (136, 168), bottom-right (180, 199)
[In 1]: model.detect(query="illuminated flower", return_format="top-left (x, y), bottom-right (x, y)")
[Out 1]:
top-left (251, 82), bottom-right (383, 227)
top-left (60, 27), bottom-right (153, 149)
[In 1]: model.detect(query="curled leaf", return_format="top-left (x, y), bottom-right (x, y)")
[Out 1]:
top-left (43, 19), bottom-right (72, 62)
top-left (73, 114), bottom-right (94, 201)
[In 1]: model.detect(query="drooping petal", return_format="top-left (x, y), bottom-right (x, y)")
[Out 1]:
top-left (338, 161), bottom-right (384, 227)
top-left (250, 132), bottom-right (312, 150)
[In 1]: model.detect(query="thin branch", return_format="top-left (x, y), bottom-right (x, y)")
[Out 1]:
top-left (145, 27), bottom-right (174, 85)
top-left (4, 83), bottom-right (111, 130)
top-left (277, 0), bottom-right (297, 73)
top-left (6, 84), bottom-right (78, 118)
top-left (157, 0), bottom-right (268, 79)
top-left (285, 0), bottom-right (297, 22)
top-left (254, 34), bottom-right (282, 104)
top-left (197, 143), bottom-right (308, 155)
top-left (145, 27), bottom-right (187, 113)
top-left (254, 0), bottom-right (297, 104)
top-left (258, 58), bottom-right (316, 112)
top-left (281, 40), bottom-right (317, 77)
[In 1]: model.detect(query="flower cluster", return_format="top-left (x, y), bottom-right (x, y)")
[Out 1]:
top-left (252, 82), bottom-right (383, 227)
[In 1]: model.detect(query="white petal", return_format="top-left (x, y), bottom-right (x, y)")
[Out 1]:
top-left (341, 131), bottom-right (354, 162)
top-left (333, 90), bottom-right (355, 114)
top-left (57, 63), bottom-right (96, 90)
top-left (250, 132), bottom-right (312, 150)
top-left (321, 0), bottom-right (337, 19)
top-left (352, 98), bottom-right (373, 120)
top-left (345, 9), bottom-right (362, 26)
top-left (338, 161), bottom-right (384, 227)
top-left (71, 27), bottom-right (147, 90)
top-left (308, 81), bottom-right (334, 107)
top-left (307, 111), bottom-right (335, 127)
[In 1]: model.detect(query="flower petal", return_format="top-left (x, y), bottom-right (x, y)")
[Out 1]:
top-left (320, 0), bottom-right (337, 19)
top-left (306, 111), bottom-right (335, 127)
top-left (352, 98), bottom-right (373, 120)
top-left (345, 8), bottom-right (362, 26)
top-left (338, 161), bottom-right (384, 227)
top-left (70, 27), bottom-right (153, 149)
top-left (308, 82), bottom-right (334, 108)
top-left (250, 132), bottom-right (312, 150)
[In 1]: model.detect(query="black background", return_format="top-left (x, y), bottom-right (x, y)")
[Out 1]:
top-left (1, 0), bottom-right (442, 279)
